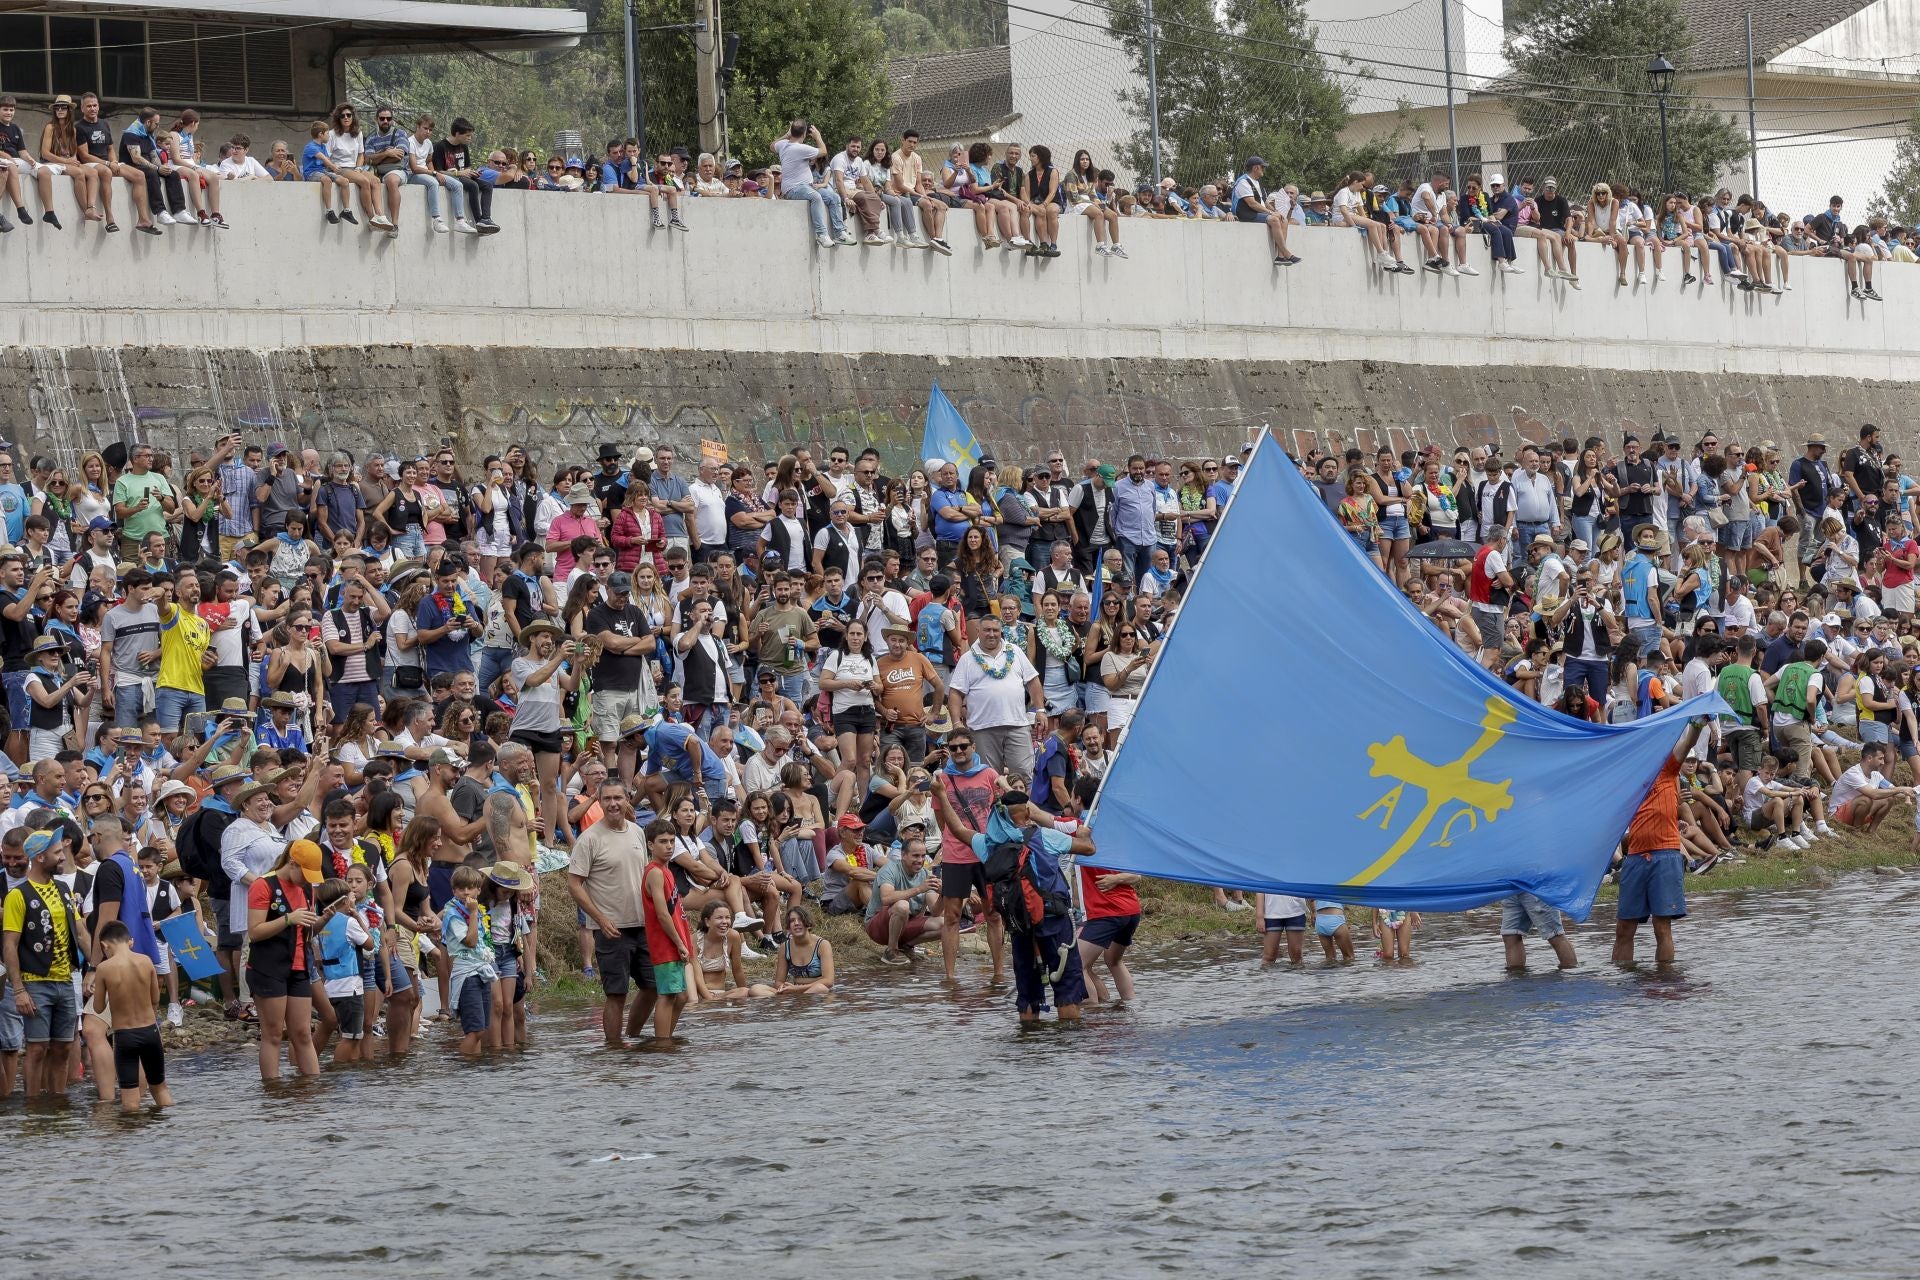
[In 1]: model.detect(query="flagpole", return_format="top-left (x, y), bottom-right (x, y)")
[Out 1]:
top-left (1086, 429), bottom-right (1275, 830)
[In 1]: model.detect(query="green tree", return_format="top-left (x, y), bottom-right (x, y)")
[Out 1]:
top-left (349, 0), bottom-right (888, 164)
top-left (872, 0), bottom-right (1005, 56)
top-left (1868, 108), bottom-right (1920, 225)
top-left (1106, 0), bottom-right (1396, 189)
top-left (1500, 0), bottom-right (1747, 195)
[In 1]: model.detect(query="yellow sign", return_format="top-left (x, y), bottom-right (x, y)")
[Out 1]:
top-left (700, 439), bottom-right (730, 465)
top-left (1348, 697), bottom-right (1515, 886)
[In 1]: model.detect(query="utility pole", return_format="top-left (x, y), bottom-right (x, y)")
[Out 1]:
top-left (1440, 0), bottom-right (1459, 189)
top-left (1144, 0), bottom-right (1161, 185)
top-left (695, 0), bottom-right (722, 156)
top-left (1745, 9), bottom-right (1760, 199)
top-left (623, 0), bottom-right (638, 140)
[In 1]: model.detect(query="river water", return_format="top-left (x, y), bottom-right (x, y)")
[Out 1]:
top-left (9, 875), bottom-right (1917, 1278)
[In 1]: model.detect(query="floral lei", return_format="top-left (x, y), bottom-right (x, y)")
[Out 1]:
top-left (970, 644), bottom-right (1016, 679)
top-left (1037, 620), bottom-right (1077, 661)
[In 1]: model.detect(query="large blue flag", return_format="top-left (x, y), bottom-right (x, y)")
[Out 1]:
top-left (1087, 438), bottom-right (1726, 919)
top-left (922, 382), bottom-right (983, 486)
top-left (158, 912), bottom-right (225, 982)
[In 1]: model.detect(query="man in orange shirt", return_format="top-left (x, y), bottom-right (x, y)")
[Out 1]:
top-left (1613, 718), bottom-right (1707, 966)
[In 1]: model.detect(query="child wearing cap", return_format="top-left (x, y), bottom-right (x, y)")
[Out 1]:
top-left (312, 875), bottom-right (372, 1063)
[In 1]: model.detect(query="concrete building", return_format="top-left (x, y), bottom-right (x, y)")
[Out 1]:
top-left (0, 0), bottom-right (582, 145)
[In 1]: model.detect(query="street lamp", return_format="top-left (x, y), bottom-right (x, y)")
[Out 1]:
top-left (1647, 53), bottom-right (1676, 193)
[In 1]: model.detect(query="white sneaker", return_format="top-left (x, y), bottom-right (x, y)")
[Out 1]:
top-left (1655, 270), bottom-right (1667, 283)
top-left (1455, 263), bottom-right (1479, 276)
top-left (1443, 264), bottom-right (1460, 277)
top-left (862, 232), bottom-right (885, 245)
top-left (877, 232), bottom-right (895, 243)
top-left (1375, 251), bottom-right (1395, 269)
top-left (1010, 235), bottom-right (1031, 248)
top-left (738, 941), bottom-right (764, 961)
top-left (1094, 242), bottom-right (1111, 255)
top-left (1778, 834), bottom-right (1804, 851)
top-left (816, 233), bottom-right (835, 249)
top-left (908, 234), bottom-right (929, 249)
top-left (1815, 822), bottom-right (1835, 837)
top-left (432, 217), bottom-right (448, 233)
top-left (370, 214), bottom-right (394, 230)
top-left (1222, 899), bottom-right (1251, 912)
top-left (156, 210), bottom-right (175, 225)
top-left (1109, 244), bottom-right (1128, 258)
top-left (835, 231), bottom-right (858, 246)
top-left (1635, 273), bottom-right (1646, 286)
top-left (1505, 262), bottom-right (1525, 274)
top-left (166, 1002), bottom-right (183, 1027)
top-left (455, 219), bottom-right (478, 234)
top-left (732, 911), bottom-right (764, 932)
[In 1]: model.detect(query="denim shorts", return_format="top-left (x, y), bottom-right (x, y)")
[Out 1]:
top-left (1860, 719), bottom-right (1891, 745)
top-left (1, 670), bottom-right (29, 730)
top-left (1500, 892), bottom-right (1564, 940)
top-left (1378, 512), bottom-right (1412, 542)
top-left (0, 987), bottom-right (23, 1051)
top-left (153, 686), bottom-right (205, 733)
top-left (1717, 517), bottom-right (1754, 551)
top-left (22, 977), bottom-right (77, 1042)
top-left (1348, 530), bottom-right (1376, 555)
top-left (1617, 849), bottom-right (1686, 922)
top-left (455, 972), bottom-right (492, 1034)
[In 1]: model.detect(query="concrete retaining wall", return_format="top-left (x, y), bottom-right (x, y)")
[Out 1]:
top-left (4, 182), bottom-right (1914, 471)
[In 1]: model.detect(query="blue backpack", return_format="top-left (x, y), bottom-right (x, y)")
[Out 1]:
top-left (983, 827), bottom-right (1072, 936)
top-left (917, 603), bottom-right (953, 667)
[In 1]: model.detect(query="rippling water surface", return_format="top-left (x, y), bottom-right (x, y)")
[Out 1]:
top-left (9, 876), bottom-right (1918, 1278)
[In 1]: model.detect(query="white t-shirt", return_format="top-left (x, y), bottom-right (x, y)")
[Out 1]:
top-left (1721, 595), bottom-right (1755, 631)
top-left (1258, 892), bottom-right (1306, 921)
top-left (822, 650), bottom-right (876, 713)
top-left (856, 589), bottom-right (910, 659)
top-left (689, 481), bottom-right (727, 547)
top-left (827, 149), bottom-right (863, 192)
top-left (1830, 764), bottom-right (1889, 813)
top-left (406, 135), bottom-right (435, 172)
top-left (326, 131), bottom-right (364, 168)
top-left (949, 644), bottom-right (1039, 729)
top-left (1412, 183), bottom-right (1443, 223)
top-left (1535, 553), bottom-right (1568, 605)
top-left (217, 155), bottom-right (271, 180)
top-left (1332, 185), bottom-right (1364, 227)
top-left (775, 139), bottom-right (822, 193)
top-left (1741, 775), bottom-right (1768, 822)
top-left (208, 596), bottom-right (254, 668)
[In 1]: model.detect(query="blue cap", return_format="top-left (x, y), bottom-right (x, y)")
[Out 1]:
top-left (87, 516), bottom-right (111, 531)
top-left (23, 828), bottom-right (56, 859)
top-left (1245, 156), bottom-right (1267, 169)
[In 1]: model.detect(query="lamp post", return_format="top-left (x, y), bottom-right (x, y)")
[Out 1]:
top-left (1647, 53), bottom-right (1676, 193)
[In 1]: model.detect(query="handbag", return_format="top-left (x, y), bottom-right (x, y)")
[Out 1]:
top-left (392, 664), bottom-right (425, 690)
top-left (1706, 505), bottom-right (1729, 528)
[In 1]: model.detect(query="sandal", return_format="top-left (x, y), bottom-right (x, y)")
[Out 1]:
top-left (104, 221), bottom-right (118, 233)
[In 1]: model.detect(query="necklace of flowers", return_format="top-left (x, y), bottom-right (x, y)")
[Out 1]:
top-left (971, 644), bottom-right (1016, 679)
top-left (1038, 620), bottom-right (1076, 661)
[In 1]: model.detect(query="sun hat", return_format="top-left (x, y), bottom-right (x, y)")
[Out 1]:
top-left (487, 861), bottom-right (535, 892)
top-left (566, 484), bottom-right (594, 505)
top-left (518, 618), bottom-right (564, 645)
top-left (632, 447), bottom-right (655, 463)
top-left (152, 778), bottom-right (196, 808)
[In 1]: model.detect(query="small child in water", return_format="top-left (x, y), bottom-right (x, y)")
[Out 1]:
top-left (90, 920), bottom-right (174, 1113)
top-left (1258, 892), bottom-right (1307, 965)
top-left (1374, 908), bottom-right (1421, 962)
top-left (1313, 901), bottom-right (1354, 963)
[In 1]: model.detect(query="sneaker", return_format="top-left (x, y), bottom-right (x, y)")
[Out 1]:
top-left (1443, 263), bottom-right (1460, 277)
top-left (581, 964), bottom-right (596, 981)
top-left (1276, 253), bottom-right (1290, 266)
top-left (862, 232), bottom-right (886, 245)
top-left (1010, 235), bottom-right (1031, 248)
top-left (1737, 279), bottom-right (1754, 292)
top-left (477, 220), bottom-right (500, 235)
top-left (816, 233), bottom-right (835, 248)
top-left (1423, 257), bottom-right (1443, 273)
top-left (1221, 898), bottom-right (1251, 912)
top-left (166, 1002), bottom-right (183, 1027)
top-left (339, 209), bottom-right (358, 225)
top-left (1047, 243), bottom-right (1064, 257)
top-left (738, 941), bottom-right (763, 961)
top-left (1815, 822), bottom-right (1835, 836)
top-left (1617, 274), bottom-right (1629, 288)
top-left (1865, 287), bottom-right (1883, 301)
top-left (908, 234), bottom-right (930, 249)
top-left (1683, 273), bottom-right (1696, 285)
top-left (1635, 273), bottom-right (1646, 286)
top-left (981, 234), bottom-right (1000, 249)
top-left (1729, 267), bottom-right (1747, 279)
top-left (930, 237), bottom-right (953, 256)
top-left (669, 214), bottom-right (689, 232)
top-left (835, 230), bottom-right (858, 246)
top-left (155, 210), bottom-right (174, 225)
top-left (41, 211), bottom-right (60, 230)
top-left (326, 210), bottom-right (340, 225)
top-left (956, 916), bottom-right (978, 934)
top-left (879, 950), bottom-right (910, 966)
top-left (1505, 262), bottom-right (1525, 274)
top-left (432, 217), bottom-right (448, 233)
top-left (1850, 284), bottom-right (1863, 299)
top-left (197, 211), bottom-right (212, 227)
top-left (1779, 282), bottom-right (1792, 291)
top-left (1094, 242), bottom-right (1111, 256)
top-left (1374, 250), bottom-right (1395, 269)
top-left (1565, 274), bottom-right (1580, 289)
top-left (1702, 275), bottom-right (1714, 285)
top-left (1655, 270), bottom-right (1666, 283)
top-left (1392, 261), bottom-right (1415, 274)
top-left (371, 1017), bottom-right (387, 1039)
top-left (1110, 244), bottom-right (1128, 258)
top-left (732, 911), bottom-right (764, 932)
top-left (14, 205), bottom-right (28, 225)
top-left (455, 218), bottom-right (478, 234)
top-left (1455, 263), bottom-right (1479, 276)
top-left (877, 232), bottom-right (895, 243)
top-left (384, 221), bottom-right (399, 237)
top-left (651, 217), bottom-right (664, 231)
top-left (1283, 255), bottom-right (1300, 264)
top-left (1781, 834), bottom-right (1808, 850)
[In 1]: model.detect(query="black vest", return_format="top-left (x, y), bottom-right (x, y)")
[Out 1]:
top-left (816, 523), bottom-right (862, 579)
top-left (680, 634), bottom-right (728, 705)
top-left (1071, 481), bottom-right (1113, 546)
top-left (25, 669), bottom-right (64, 732)
top-left (8, 879), bottom-right (81, 978)
top-left (331, 606), bottom-right (384, 681)
top-left (246, 875), bottom-right (305, 979)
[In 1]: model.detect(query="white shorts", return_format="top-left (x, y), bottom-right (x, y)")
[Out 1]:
top-left (154, 940), bottom-right (172, 977)
top-left (1884, 581), bottom-right (1914, 614)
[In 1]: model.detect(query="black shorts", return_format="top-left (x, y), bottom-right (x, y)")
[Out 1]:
top-left (593, 926), bottom-right (656, 997)
top-left (940, 861), bottom-right (990, 901)
top-left (1078, 913), bottom-right (1140, 949)
top-left (246, 965), bottom-right (313, 1001)
top-left (511, 728), bottom-right (567, 756)
top-left (832, 704), bottom-right (877, 735)
top-left (212, 899), bottom-right (245, 951)
top-left (333, 993), bottom-right (366, 1038)
top-left (111, 1023), bottom-right (165, 1090)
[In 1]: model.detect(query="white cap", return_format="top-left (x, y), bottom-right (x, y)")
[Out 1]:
top-left (924, 456), bottom-right (947, 474)
top-left (1488, 172), bottom-right (1506, 187)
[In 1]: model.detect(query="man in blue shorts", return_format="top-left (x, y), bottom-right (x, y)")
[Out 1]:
top-left (1501, 893), bottom-right (1577, 970)
top-left (1613, 718), bottom-right (1706, 966)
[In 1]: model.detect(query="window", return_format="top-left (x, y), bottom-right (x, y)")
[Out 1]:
top-left (0, 18), bottom-right (288, 108)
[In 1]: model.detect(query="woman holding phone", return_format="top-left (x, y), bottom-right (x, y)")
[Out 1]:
top-left (507, 618), bottom-right (591, 844)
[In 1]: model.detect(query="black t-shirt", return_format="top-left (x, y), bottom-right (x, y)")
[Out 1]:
top-left (0, 587), bottom-right (39, 661)
top-left (1614, 458), bottom-right (1656, 518)
top-left (118, 128), bottom-right (157, 168)
top-left (585, 600), bottom-right (648, 691)
top-left (0, 122), bottom-right (25, 157)
top-left (501, 571), bottom-right (543, 632)
top-left (1843, 445), bottom-right (1885, 506)
top-left (77, 118), bottom-right (113, 162)
top-left (432, 139), bottom-right (470, 174)
top-left (86, 856), bottom-right (125, 935)
top-left (590, 470), bottom-right (627, 513)
top-left (451, 775), bottom-right (489, 857)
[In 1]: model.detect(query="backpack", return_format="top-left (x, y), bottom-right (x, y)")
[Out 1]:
top-left (917, 602), bottom-right (954, 668)
top-left (177, 807), bottom-right (225, 887)
top-left (982, 830), bottom-right (1071, 936)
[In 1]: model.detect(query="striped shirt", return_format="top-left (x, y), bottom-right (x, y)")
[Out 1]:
top-left (218, 461), bottom-right (257, 537)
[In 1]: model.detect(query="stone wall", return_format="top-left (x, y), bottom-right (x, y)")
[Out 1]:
top-left (7, 184), bottom-right (1915, 472)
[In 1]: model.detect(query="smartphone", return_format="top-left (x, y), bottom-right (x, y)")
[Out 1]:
top-left (439, 435), bottom-right (454, 449)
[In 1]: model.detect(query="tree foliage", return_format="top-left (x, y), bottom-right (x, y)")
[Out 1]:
top-left (872, 0), bottom-right (1005, 56)
top-left (1868, 108), bottom-right (1920, 226)
top-left (1105, 0), bottom-right (1397, 190)
top-left (1500, 0), bottom-right (1747, 196)
top-left (349, 0), bottom-right (888, 165)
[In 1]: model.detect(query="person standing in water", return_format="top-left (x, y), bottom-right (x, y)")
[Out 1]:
top-left (1614, 718), bottom-right (1708, 966)
top-left (91, 919), bottom-right (173, 1113)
